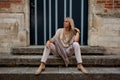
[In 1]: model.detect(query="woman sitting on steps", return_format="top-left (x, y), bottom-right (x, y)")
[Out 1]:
top-left (35, 17), bottom-right (88, 75)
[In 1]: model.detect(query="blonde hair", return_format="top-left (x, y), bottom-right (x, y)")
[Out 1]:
top-left (60, 17), bottom-right (76, 44)
top-left (65, 17), bottom-right (75, 30)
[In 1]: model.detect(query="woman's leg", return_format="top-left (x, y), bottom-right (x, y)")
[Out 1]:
top-left (41, 46), bottom-right (51, 63)
top-left (73, 42), bottom-right (82, 63)
top-left (35, 43), bottom-right (56, 75)
top-left (73, 42), bottom-right (88, 74)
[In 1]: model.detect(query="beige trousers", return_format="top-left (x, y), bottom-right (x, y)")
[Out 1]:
top-left (41, 42), bottom-right (82, 64)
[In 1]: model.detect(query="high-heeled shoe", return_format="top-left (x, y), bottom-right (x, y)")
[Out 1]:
top-left (35, 62), bottom-right (45, 75)
top-left (77, 63), bottom-right (88, 74)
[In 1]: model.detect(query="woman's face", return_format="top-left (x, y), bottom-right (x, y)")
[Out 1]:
top-left (64, 18), bottom-right (70, 29)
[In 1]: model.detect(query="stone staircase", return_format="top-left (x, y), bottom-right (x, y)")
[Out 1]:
top-left (0, 46), bottom-right (120, 80)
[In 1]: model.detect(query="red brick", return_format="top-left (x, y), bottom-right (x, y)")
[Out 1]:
top-left (5, 2), bottom-right (10, 8)
top-left (97, 0), bottom-right (106, 3)
top-left (0, 0), bottom-right (22, 9)
top-left (0, 2), bottom-right (10, 8)
top-left (106, 0), bottom-right (113, 4)
top-left (105, 3), bottom-right (113, 8)
top-left (114, 0), bottom-right (120, 1)
top-left (114, 4), bottom-right (120, 8)
top-left (0, 0), bottom-right (9, 2)
top-left (9, 0), bottom-right (21, 3)
top-left (114, 1), bottom-right (120, 4)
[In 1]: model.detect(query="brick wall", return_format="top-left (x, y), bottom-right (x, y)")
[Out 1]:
top-left (96, 0), bottom-right (120, 8)
top-left (0, 0), bottom-right (21, 8)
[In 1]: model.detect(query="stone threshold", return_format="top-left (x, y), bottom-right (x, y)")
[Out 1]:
top-left (0, 67), bottom-right (120, 80)
top-left (12, 46), bottom-right (120, 55)
top-left (0, 53), bottom-right (120, 67)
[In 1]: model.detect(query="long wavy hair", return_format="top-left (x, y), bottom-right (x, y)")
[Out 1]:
top-left (65, 17), bottom-right (75, 31)
top-left (60, 17), bottom-right (76, 43)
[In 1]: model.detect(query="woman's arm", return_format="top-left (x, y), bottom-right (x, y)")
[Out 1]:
top-left (47, 38), bottom-right (55, 43)
top-left (46, 38), bottom-right (55, 48)
top-left (46, 29), bottom-right (60, 48)
top-left (74, 28), bottom-right (80, 42)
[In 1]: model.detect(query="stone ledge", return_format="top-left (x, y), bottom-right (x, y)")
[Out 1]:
top-left (12, 46), bottom-right (120, 55)
top-left (0, 54), bottom-right (119, 67)
top-left (12, 46), bottom-right (107, 55)
top-left (0, 67), bottom-right (120, 80)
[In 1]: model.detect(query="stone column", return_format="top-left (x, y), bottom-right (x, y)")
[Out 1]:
top-left (0, 0), bottom-right (30, 53)
top-left (88, 0), bottom-right (120, 47)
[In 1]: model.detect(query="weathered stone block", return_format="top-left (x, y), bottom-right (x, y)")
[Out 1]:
top-left (0, 0), bottom-right (24, 12)
top-left (88, 5), bottom-right (120, 48)
top-left (0, 13), bottom-right (28, 52)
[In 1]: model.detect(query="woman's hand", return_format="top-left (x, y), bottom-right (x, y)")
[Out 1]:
top-left (46, 38), bottom-right (55, 48)
top-left (46, 41), bottom-right (50, 48)
top-left (74, 28), bottom-right (80, 34)
top-left (74, 28), bottom-right (80, 42)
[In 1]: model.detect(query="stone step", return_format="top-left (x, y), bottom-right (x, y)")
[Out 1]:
top-left (12, 46), bottom-right (106, 55)
top-left (0, 54), bottom-right (120, 67)
top-left (0, 67), bottom-right (120, 80)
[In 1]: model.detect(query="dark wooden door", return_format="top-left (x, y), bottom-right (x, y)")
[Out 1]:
top-left (30, 0), bottom-right (88, 45)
